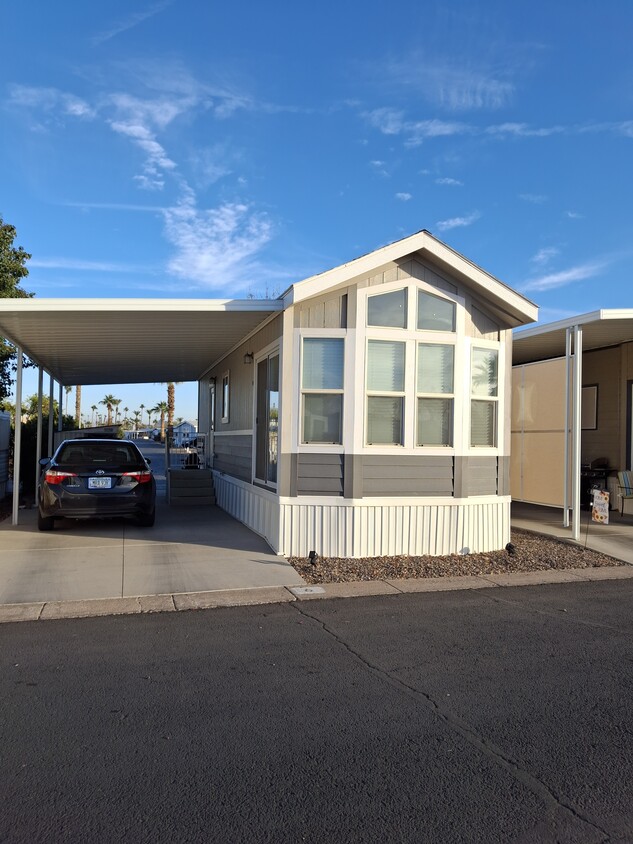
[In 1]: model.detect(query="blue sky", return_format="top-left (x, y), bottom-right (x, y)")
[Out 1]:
top-left (3, 0), bottom-right (633, 421)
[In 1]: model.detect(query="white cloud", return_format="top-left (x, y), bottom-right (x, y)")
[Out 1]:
top-left (364, 107), bottom-right (405, 135)
top-left (530, 247), bottom-right (559, 266)
top-left (522, 261), bottom-right (604, 292)
top-left (566, 211), bottom-right (584, 219)
top-left (436, 211), bottom-right (480, 231)
top-left (519, 193), bottom-right (548, 204)
top-left (395, 192), bottom-right (412, 201)
top-left (162, 190), bottom-right (274, 292)
top-left (436, 177), bottom-right (463, 186)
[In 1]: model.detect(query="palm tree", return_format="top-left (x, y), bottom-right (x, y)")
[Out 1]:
top-left (75, 386), bottom-right (82, 428)
top-left (91, 404), bottom-right (97, 425)
top-left (132, 411), bottom-right (141, 428)
top-left (150, 401), bottom-right (169, 442)
top-left (139, 403), bottom-right (146, 425)
top-left (100, 394), bottom-right (117, 426)
top-left (112, 398), bottom-right (122, 423)
top-left (64, 386), bottom-right (72, 414)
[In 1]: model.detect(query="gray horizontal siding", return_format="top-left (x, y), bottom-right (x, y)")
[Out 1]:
top-left (455, 456), bottom-right (498, 496)
top-left (297, 453), bottom-right (343, 496)
top-left (362, 455), bottom-right (453, 497)
top-left (213, 434), bottom-right (252, 483)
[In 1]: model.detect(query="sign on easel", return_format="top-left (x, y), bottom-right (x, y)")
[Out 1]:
top-left (591, 489), bottom-right (609, 524)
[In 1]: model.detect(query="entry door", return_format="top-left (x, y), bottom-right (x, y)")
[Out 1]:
top-left (255, 352), bottom-right (279, 485)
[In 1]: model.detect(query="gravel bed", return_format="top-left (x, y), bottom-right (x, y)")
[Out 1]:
top-left (289, 528), bottom-right (623, 584)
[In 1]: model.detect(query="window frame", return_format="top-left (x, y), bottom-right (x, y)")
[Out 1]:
top-left (221, 371), bottom-right (230, 424)
top-left (300, 335), bottom-right (345, 446)
top-left (358, 279), bottom-right (463, 453)
top-left (469, 342), bottom-right (501, 449)
top-left (415, 342), bottom-right (455, 447)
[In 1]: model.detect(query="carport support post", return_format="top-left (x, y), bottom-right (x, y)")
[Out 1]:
top-left (35, 367), bottom-right (44, 493)
top-left (47, 375), bottom-right (54, 456)
top-left (12, 347), bottom-right (23, 526)
top-left (563, 328), bottom-right (572, 528)
top-left (58, 383), bottom-right (63, 432)
top-left (571, 324), bottom-right (583, 541)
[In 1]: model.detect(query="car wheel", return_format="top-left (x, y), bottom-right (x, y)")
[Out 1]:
top-left (37, 510), bottom-right (55, 531)
top-left (137, 509), bottom-right (155, 528)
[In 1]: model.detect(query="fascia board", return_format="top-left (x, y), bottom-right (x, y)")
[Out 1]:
top-left (0, 298), bottom-right (283, 314)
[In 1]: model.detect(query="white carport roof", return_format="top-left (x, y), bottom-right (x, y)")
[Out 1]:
top-left (513, 309), bottom-right (633, 365)
top-left (0, 298), bottom-right (283, 385)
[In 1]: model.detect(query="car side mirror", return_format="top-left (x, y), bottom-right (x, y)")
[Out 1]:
top-left (39, 457), bottom-right (51, 466)
top-left (145, 458), bottom-right (152, 464)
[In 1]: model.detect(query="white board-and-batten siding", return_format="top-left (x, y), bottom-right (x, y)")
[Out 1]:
top-left (214, 470), bottom-right (509, 557)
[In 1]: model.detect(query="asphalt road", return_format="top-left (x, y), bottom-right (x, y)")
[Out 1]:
top-left (3, 580), bottom-right (633, 843)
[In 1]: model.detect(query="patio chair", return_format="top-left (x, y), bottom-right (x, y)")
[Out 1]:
top-left (617, 471), bottom-right (633, 516)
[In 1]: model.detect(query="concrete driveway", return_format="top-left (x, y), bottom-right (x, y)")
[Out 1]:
top-left (0, 502), bottom-right (305, 605)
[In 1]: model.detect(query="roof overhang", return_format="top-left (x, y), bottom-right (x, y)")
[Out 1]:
top-left (513, 309), bottom-right (633, 365)
top-left (0, 298), bottom-right (283, 385)
top-left (283, 229), bottom-right (538, 328)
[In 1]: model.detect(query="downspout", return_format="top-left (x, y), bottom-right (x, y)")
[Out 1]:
top-left (12, 347), bottom-right (23, 526)
top-left (571, 325), bottom-right (583, 541)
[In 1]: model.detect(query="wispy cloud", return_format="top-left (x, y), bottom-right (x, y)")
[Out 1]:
top-left (383, 57), bottom-right (515, 111)
top-left (30, 257), bottom-right (151, 273)
top-left (7, 84), bottom-right (95, 120)
top-left (522, 261), bottom-right (604, 292)
top-left (436, 177), bottom-right (463, 186)
top-left (63, 201), bottom-right (166, 213)
top-left (566, 211), bottom-right (584, 219)
top-left (486, 122), bottom-right (564, 137)
top-left (92, 0), bottom-right (172, 46)
top-left (162, 189), bottom-right (274, 292)
top-left (519, 193), bottom-right (548, 204)
top-left (369, 159), bottom-right (390, 178)
top-left (436, 211), bottom-right (481, 232)
top-left (530, 247), bottom-right (559, 266)
top-left (395, 192), bottom-right (412, 201)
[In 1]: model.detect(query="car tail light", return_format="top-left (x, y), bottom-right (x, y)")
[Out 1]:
top-left (45, 470), bottom-right (78, 485)
top-left (121, 470), bottom-right (153, 484)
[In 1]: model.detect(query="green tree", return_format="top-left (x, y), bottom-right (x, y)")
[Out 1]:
top-left (0, 216), bottom-right (33, 400)
top-left (150, 401), bottom-right (168, 442)
top-left (100, 394), bottom-right (117, 425)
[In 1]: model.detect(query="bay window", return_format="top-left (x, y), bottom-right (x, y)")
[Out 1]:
top-left (416, 343), bottom-right (454, 446)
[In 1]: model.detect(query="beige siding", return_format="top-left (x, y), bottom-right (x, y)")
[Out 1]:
top-left (207, 314), bottom-right (282, 433)
top-left (298, 292), bottom-right (348, 328)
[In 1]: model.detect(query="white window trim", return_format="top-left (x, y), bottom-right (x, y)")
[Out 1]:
top-left (221, 370), bottom-right (230, 424)
top-left (466, 337), bottom-right (503, 454)
top-left (357, 280), bottom-right (465, 454)
top-left (415, 342), bottom-right (456, 448)
top-left (294, 328), bottom-right (347, 452)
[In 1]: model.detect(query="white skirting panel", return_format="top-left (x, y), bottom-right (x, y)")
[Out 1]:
top-left (213, 472), bottom-right (280, 552)
top-left (213, 475), bottom-right (511, 558)
top-left (278, 497), bottom-right (511, 558)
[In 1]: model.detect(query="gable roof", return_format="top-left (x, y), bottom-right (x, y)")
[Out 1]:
top-left (283, 229), bottom-right (538, 328)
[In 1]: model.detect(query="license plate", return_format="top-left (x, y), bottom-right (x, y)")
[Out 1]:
top-left (88, 477), bottom-right (112, 489)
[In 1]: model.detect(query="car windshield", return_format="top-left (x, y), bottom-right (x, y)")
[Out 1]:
top-left (57, 443), bottom-right (142, 466)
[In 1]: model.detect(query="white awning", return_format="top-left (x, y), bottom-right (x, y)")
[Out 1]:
top-left (513, 309), bottom-right (633, 365)
top-left (0, 298), bottom-right (282, 385)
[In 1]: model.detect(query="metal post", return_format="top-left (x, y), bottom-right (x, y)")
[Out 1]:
top-left (563, 328), bottom-right (572, 528)
top-left (48, 375), bottom-right (54, 456)
top-left (12, 348), bottom-right (23, 526)
top-left (35, 367), bottom-right (44, 493)
top-left (571, 325), bottom-right (583, 541)
top-left (58, 383), bottom-right (63, 432)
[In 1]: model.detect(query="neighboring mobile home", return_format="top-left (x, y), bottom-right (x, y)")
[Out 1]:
top-left (512, 310), bottom-right (633, 523)
top-left (198, 230), bottom-right (537, 557)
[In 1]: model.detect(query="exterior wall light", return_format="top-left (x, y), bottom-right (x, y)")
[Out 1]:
top-left (243, 352), bottom-right (254, 365)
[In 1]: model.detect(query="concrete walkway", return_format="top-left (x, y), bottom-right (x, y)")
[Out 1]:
top-left (0, 502), bottom-right (304, 605)
top-left (511, 501), bottom-right (633, 564)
